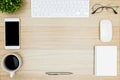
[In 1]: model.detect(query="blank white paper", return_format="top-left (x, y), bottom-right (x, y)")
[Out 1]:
top-left (95, 46), bottom-right (117, 76)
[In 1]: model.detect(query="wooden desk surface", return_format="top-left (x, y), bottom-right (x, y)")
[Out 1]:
top-left (0, 0), bottom-right (120, 80)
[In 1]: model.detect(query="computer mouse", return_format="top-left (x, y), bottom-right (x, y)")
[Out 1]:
top-left (100, 19), bottom-right (112, 42)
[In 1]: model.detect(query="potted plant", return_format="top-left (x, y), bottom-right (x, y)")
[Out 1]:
top-left (0, 0), bottom-right (23, 13)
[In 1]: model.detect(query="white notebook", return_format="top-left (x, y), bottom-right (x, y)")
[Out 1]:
top-left (95, 46), bottom-right (117, 76)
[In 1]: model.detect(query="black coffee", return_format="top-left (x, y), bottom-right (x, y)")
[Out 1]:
top-left (4, 55), bottom-right (19, 70)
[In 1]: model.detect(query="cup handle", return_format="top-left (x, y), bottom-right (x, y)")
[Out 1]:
top-left (10, 72), bottom-right (15, 78)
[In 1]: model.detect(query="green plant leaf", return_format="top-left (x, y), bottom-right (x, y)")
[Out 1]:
top-left (0, 0), bottom-right (23, 13)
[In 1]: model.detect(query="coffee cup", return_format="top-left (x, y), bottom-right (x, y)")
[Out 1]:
top-left (1, 53), bottom-right (22, 78)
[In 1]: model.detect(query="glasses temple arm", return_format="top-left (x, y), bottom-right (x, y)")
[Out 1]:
top-left (111, 8), bottom-right (118, 14)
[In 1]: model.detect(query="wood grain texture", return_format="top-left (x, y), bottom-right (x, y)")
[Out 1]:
top-left (0, 0), bottom-right (120, 80)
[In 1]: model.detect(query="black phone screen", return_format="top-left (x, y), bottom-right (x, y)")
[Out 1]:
top-left (5, 21), bottom-right (19, 46)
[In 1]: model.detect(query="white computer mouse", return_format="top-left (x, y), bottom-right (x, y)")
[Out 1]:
top-left (100, 19), bottom-right (112, 42)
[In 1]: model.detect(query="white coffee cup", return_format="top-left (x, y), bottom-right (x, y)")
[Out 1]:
top-left (1, 53), bottom-right (22, 78)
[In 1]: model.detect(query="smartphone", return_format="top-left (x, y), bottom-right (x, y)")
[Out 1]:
top-left (4, 18), bottom-right (20, 49)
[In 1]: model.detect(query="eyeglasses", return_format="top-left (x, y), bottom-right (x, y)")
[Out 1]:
top-left (91, 4), bottom-right (119, 14)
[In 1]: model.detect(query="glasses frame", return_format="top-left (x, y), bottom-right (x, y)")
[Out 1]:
top-left (91, 4), bottom-right (118, 14)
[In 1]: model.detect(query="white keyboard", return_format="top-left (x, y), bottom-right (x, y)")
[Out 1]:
top-left (31, 0), bottom-right (89, 17)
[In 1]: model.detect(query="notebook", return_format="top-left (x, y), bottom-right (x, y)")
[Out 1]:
top-left (95, 46), bottom-right (117, 76)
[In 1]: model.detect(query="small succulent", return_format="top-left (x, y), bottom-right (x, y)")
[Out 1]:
top-left (0, 0), bottom-right (23, 13)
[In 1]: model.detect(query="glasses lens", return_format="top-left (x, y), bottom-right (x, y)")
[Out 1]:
top-left (106, 7), bottom-right (114, 13)
top-left (108, 4), bottom-right (119, 10)
top-left (106, 4), bottom-right (119, 12)
top-left (92, 4), bottom-right (103, 13)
